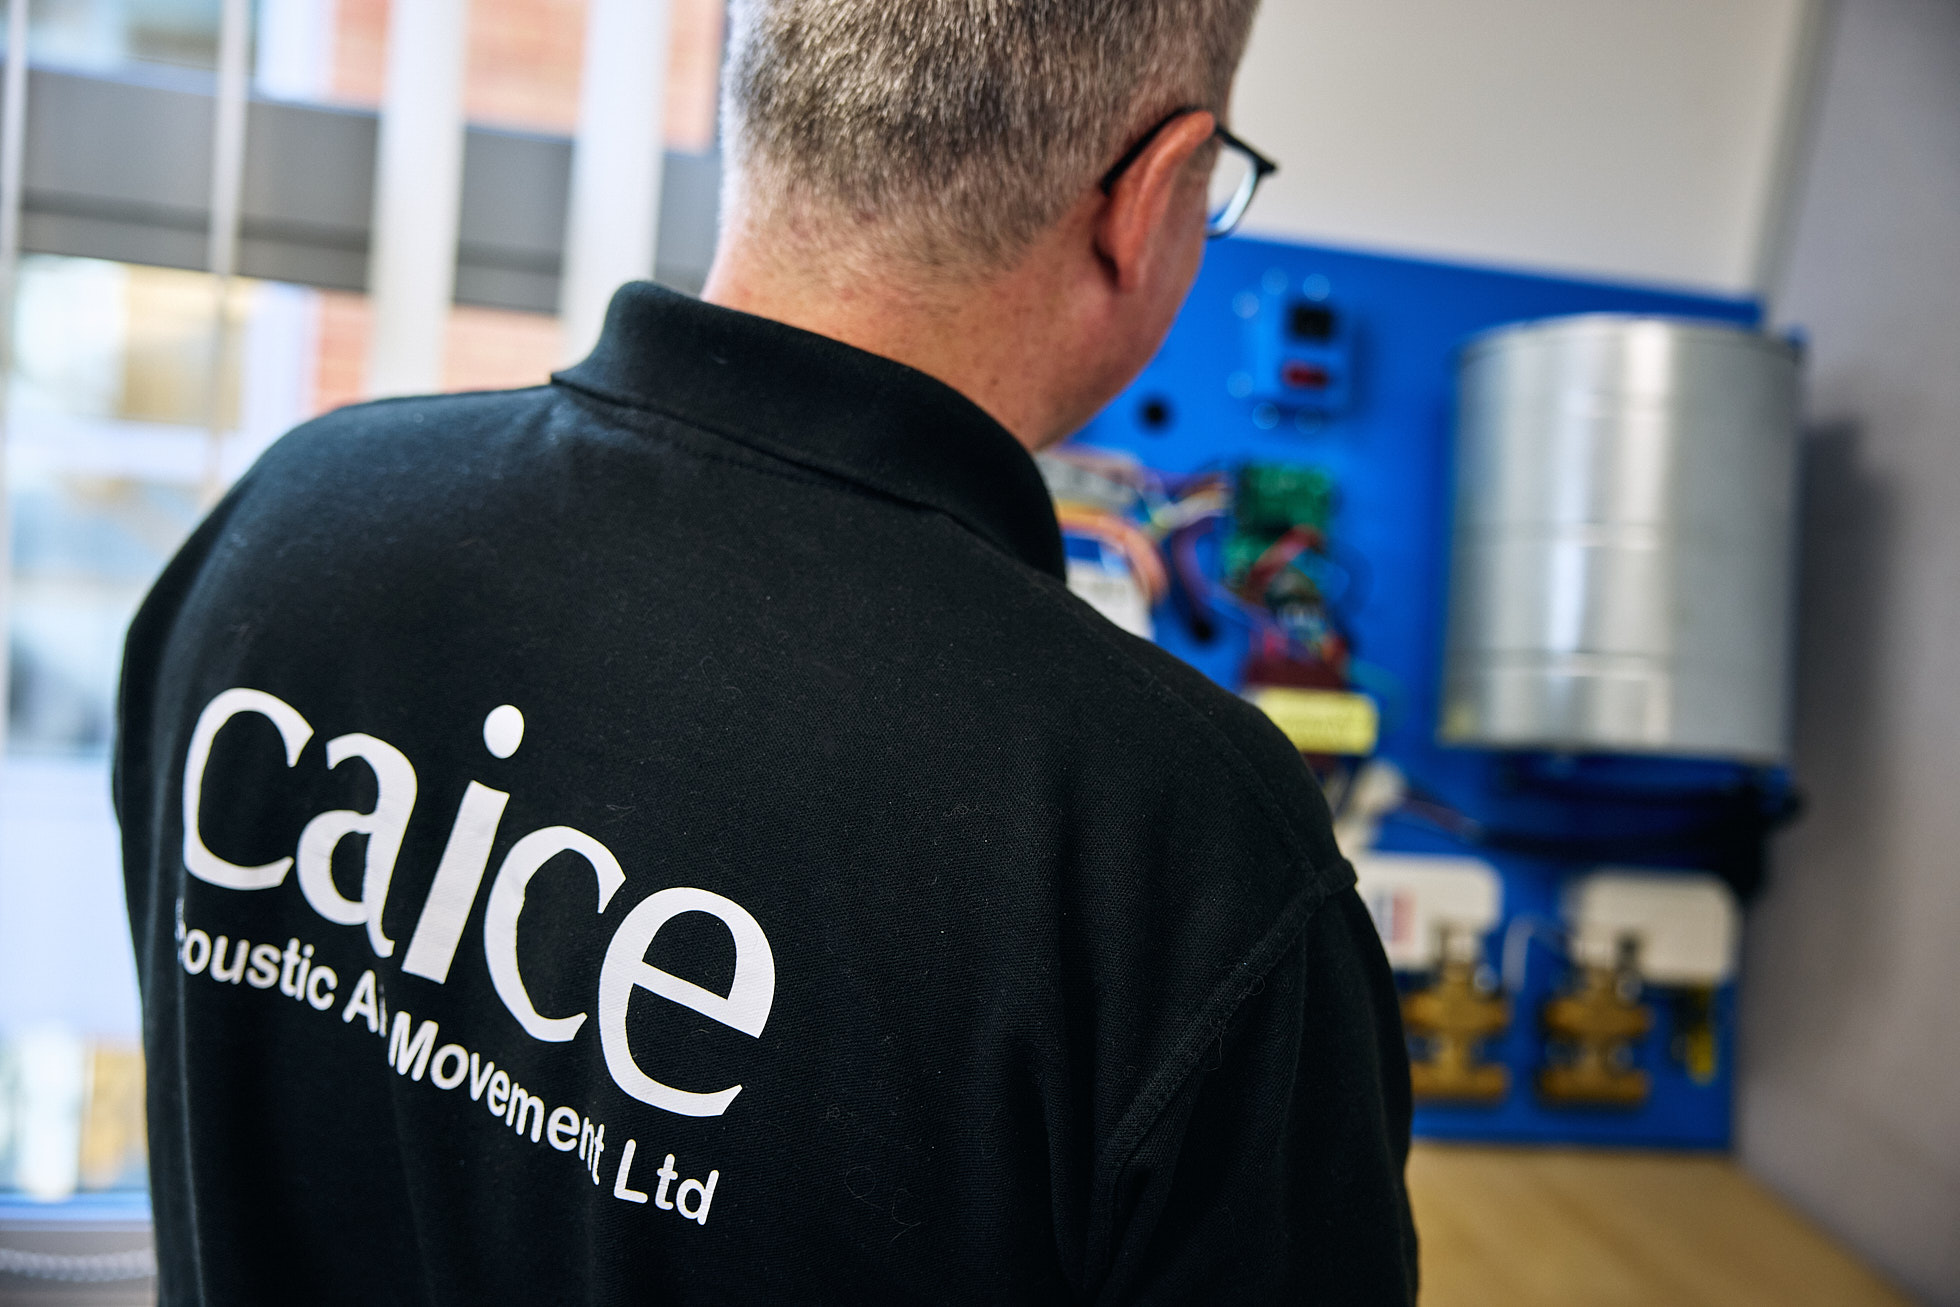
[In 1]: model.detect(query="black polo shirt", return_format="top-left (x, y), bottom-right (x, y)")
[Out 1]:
top-left (116, 283), bottom-right (1417, 1305)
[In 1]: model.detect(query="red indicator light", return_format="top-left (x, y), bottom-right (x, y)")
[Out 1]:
top-left (1281, 361), bottom-right (1330, 390)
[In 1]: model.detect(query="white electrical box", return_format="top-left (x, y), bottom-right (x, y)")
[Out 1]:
top-left (1563, 870), bottom-right (1739, 986)
top-left (1064, 559), bottom-right (1154, 640)
top-left (1353, 853), bottom-right (1503, 972)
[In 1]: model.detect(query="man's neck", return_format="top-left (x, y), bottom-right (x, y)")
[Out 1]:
top-left (701, 222), bottom-right (1089, 452)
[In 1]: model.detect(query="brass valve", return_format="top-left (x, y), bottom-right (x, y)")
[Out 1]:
top-left (1538, 936), bottom-right (1653, 1108)
top-left (1401, 936), bottom-right (1510, 1104)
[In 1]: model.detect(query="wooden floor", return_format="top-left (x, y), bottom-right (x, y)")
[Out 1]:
top-left (1408, 1144), bottom-right (1911, 1307)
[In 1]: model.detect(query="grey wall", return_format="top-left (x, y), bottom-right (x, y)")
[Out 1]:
top-left (1232, 0), bottom-right (1817, 292)
top-left (1742, 1), bottom-right (1960, 1302)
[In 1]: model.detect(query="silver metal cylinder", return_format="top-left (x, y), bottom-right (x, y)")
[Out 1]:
top-left (1441, 314), bottom-right (1800, 762)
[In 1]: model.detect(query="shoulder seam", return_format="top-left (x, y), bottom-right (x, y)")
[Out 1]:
top-left (1085, 876), bottom-right (1335, 1290)
top-left (297, 385), bottom-right (556, 429)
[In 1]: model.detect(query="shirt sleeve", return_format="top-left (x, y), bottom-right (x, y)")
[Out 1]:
top-left (1096, 887), bottom-right (1420, 1306)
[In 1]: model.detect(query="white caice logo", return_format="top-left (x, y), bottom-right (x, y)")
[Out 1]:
top-left (179, 688), bottom-right (776, 1118)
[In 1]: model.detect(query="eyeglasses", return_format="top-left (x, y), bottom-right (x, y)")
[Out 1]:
top-left (1099, 107), bottom-right (1279, 239)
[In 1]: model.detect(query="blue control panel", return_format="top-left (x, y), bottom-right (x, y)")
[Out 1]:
top-left (1071, 236), bottom-right (1790, 1149)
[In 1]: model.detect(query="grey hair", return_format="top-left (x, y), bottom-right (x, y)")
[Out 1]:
top-left (722, 0), bottom-right (1261, 272)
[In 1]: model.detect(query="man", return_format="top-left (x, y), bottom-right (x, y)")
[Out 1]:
top-left (117, 1), bottom-right (1417, 1302)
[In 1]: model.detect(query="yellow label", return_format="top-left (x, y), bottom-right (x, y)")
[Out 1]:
top-left (1248, 687), bottom-right (1380, 755)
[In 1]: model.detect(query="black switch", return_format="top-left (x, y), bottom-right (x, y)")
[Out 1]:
top-left (1288, 302), bottom-right (1337, 343)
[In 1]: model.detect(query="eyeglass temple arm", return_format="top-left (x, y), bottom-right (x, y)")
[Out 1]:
top-left (1215, 124), bottom-right (1279, 179)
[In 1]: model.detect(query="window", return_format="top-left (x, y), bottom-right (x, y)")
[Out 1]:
top-left (0, 0), bottom-right (728, 1219)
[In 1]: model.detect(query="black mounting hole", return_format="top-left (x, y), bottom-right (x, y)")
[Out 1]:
top-left (1138, 397), bottom-right (1174, 432)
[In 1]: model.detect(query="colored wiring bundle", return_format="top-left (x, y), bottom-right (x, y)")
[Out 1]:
top-left (1041, 447), bottom-right (1371, 676)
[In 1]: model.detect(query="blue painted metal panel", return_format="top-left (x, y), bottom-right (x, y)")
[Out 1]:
top-left (1074, 235), bottom-right (1779, 1148)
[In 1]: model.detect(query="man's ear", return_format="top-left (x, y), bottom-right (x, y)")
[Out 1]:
top-left (1094, 111), bottom-right (1216, 292)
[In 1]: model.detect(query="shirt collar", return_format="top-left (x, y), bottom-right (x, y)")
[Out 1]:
top-left (553, 282), bottom-right (1067, 581)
